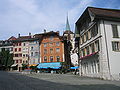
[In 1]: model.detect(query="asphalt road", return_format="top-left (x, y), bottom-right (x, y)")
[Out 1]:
top-left (0, 71), bottom-right (120, 90)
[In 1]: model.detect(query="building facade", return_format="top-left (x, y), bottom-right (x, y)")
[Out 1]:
top-left (13, 41), bottom-right (22, 70)
top-left (13, 35), bottom-right (31, 71)
top-left (0, 36), bottom-right (16, 54)
top-left (40, 31), bottom-right (65, 63)
top-left (63, 16), bottom-right (78, 67)
top-left (29, 38), bottom-right (40, 66)
top-left (76, 7), bottom-right (120, 80)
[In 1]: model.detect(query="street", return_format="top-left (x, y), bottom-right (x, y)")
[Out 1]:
top-left (0, 71), bottom-right (120, 90)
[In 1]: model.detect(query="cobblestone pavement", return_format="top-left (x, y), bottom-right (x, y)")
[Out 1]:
top-left (0, 71), bottom-right (120, 90)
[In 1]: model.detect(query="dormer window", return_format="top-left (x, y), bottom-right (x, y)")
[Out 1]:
top-left (50, 36), bottom-right (53, 40)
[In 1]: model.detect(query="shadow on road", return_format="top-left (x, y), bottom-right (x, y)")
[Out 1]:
top-left (0, 71), bottom-right (120, 90)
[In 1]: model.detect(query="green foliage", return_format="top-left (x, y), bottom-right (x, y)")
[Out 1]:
top-left (30, 66), bottom-right (37, 70)
top-left (0, 49), bottom-right (14, 69)
top-left (22, 64), bottom-right (28, 70)
top-left (60, 62), bottom-right (69, 74)
top-left (61, 62), bottom-right (69, 69)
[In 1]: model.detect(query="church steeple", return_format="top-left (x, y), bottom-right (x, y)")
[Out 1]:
top-left (66, 15), bottom-right (71, 31)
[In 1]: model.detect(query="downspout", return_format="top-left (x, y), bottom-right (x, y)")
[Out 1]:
top-left (103, 20), bottom-right (111, 79)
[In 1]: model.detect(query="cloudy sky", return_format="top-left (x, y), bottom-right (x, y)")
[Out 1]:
top-left (0, 0), bottom-right (120, 40)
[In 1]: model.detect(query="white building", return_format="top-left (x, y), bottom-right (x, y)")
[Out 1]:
top-left (29, 38), bottom-right (40, 66)
top-left (75, 7), bottom-right (120, 80)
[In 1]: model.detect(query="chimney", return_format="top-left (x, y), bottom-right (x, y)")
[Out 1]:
top-left (44, 29), bottom-right (46, 33)
top-left (18, 33), bottom-right (20, 38)
top-left (56, 31), bottom-right (59, 34)
top-left (29, 32), bottom-right (31, 36)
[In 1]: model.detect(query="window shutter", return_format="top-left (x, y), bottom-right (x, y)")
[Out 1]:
top-left (112, 24), bottom-right (119, 38)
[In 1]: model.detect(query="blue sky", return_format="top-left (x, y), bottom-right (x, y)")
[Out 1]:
top-left (0, 0), bottom-right (120, 40)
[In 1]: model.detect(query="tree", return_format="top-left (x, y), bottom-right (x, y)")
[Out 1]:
top-left (22, 64), bottom-right (28, 70)
top-left (0, 49), bottom-right (14, 70)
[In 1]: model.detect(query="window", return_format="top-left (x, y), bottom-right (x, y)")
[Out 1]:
top-left (90, 43), bottom-right (95, 53)
top-left (16, 43), bottom-right (18, 46)
top-left (56, 56), bottom-right (60, 62)
top-left (83, 49), bottom-right (85, 56)
top-left (20, 59), bottom-right (22, 63)
top-left (95, 40), bottom-right (99, 52)
top-left (84, 33), bottom-right (86, 42)
top-left (31, 47), bottom-right (33, 50)
top-left (44, 43), bottom-right (47, 47)
top-left (84, 48), bottom-right (87, 56)
top-left (112, 41), bottom-right (120, 51)
top-left (50, 36), bottom-right (54, 40)
top-left (23, 61), bottom-right (25, 64)
top-left (86, 32), bottom-right (89, 41)
top-left (36, 41), bottom-right (38, 44)
top-left (50, 56), bottom-right (53, 62)
top-left (97, 60), bottom-right (100, 73)
top-left (82, 35), bottom-right (84, 43)
top-left (80, 50), bottom-right (83, 57)
top-left (35, 52), bottom-right (38, 56)
top-left (23, 54), bottom-right (25, 57)
top-left (19, 54), bottom-right (22, 57)
top-left (19, 48), bottom-right (21, 51)
top-left (23, 43), bottom-right (25, 46)
top-left (56, 42), bottom-right (60, 46)
top-left (31, 52), bottom-right (33, 56)
top-left (86, 46), bottom-right (89, 55)
top-left (91, 24), bottom-right (98, 37)
top-left (49, 43), bottom-right (53, 47)
top-left (19, 43), bottom-right (21, 46)
top-left (91, 61), bottom-right (94, 73)
top-left (80, 36), bottom-right (83, 45)
top-left (16, 60), bottom-right (18, 63)
top-left (15, 48), bottom-right (17, 52)
top-left (44, 49), bottom-right (47, 54)
top-left (111, 24), bottom-right (119, 38)
top-left (56, 48), bottom-right (60, 52)
top-left (14, 54), bottom-right (18, 57)
top-left (88, 30), bottom-right (91, 39)
top-left (50, 49), bottom-right (53, 54)
top-left (44, 56), bottom-right (47, 62)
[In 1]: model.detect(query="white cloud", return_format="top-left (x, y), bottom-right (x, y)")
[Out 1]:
top-left (1, 0), bottom-right (119, 39)
top-left (0, 0), bottom-right (94, 39)
top-left (69, 0), bottom-right (93, 32)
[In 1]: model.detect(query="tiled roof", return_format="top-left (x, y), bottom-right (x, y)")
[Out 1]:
top-left (8, 36), bottom-right (16, 41)
top-left (89, 7), bottom-right (120, 19)
top-left (17, 36), bottom-right (31, 40)
top-left (76, 7), bottom-right (120, 25)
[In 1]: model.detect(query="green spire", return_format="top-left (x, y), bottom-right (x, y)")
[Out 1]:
top-left (66, 15), bottom-right (71, 31)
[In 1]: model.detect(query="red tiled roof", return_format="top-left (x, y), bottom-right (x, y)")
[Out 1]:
top-left (8, 36), bottom-right (16, 41)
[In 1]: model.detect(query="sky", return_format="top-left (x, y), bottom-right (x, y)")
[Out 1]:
top-left (0, 0), bottom-right (120, 40)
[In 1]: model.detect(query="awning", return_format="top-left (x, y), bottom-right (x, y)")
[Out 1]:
top-left (11, 64), bottom-right (18, 67)
top-left (70, 66), bottom-right (79, 69)
top-left (37, 62), bottom-right (61, 69)
top-left (28, 64), bottom-right (38, 67)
